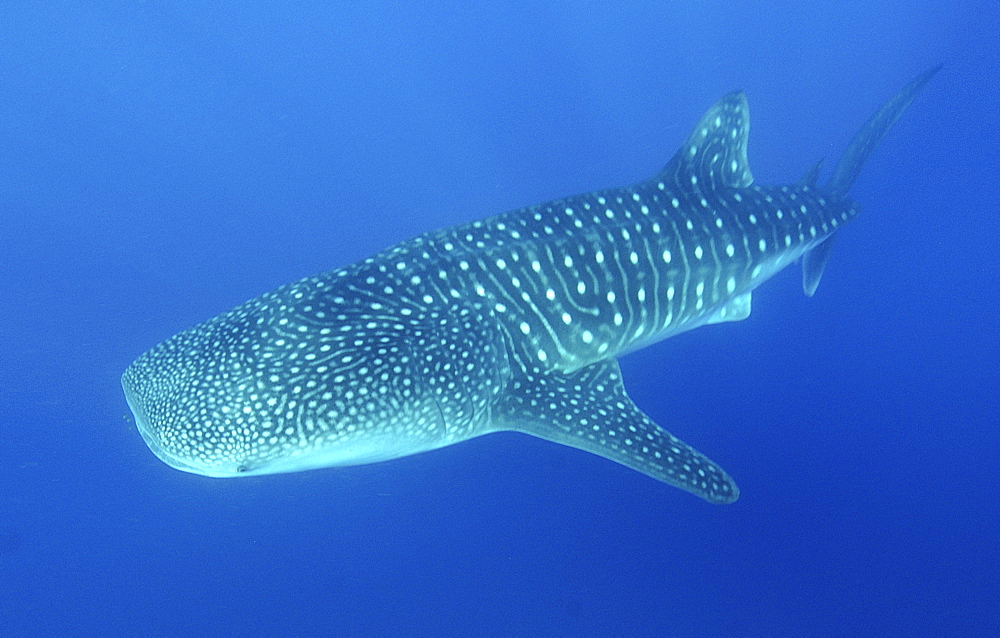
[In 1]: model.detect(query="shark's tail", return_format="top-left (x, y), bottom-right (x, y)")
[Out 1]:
top-left (826, 65), bottom-right (940, 198)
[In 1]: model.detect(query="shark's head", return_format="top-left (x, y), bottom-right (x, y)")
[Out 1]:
top-left (122, 281), bottom-right (510, 478)
top-left (122, 306), bottom-right (294, 477)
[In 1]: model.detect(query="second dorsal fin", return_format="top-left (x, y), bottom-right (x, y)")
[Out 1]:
top-left (798, 158), bottom-right (824, 188)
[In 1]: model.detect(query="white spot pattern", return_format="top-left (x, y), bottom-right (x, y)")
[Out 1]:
top-left (120, 75), bottom-right (889, 507)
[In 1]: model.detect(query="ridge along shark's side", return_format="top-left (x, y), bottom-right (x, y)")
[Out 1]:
top-left (123, 67), bottom-right (938, 503)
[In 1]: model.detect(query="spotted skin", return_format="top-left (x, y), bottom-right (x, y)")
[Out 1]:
top-left (123, 69), bottom-right (937, 503)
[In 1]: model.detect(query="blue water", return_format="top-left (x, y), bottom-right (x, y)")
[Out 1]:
top-left (1, 2), bottom-right (996, 636)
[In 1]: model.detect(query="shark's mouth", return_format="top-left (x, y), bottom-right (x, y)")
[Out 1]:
top-left (122, 368), bottom-right (237, 477)
top-left (122, 383), bottom-right (193, 474)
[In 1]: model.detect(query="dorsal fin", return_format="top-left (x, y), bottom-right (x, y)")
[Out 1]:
top-left (798, 158), bottom-right (824, 188)
top-left (657, 91), bottom-right (753, 190)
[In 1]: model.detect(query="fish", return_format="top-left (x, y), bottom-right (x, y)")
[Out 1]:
top-left (122, 67), bottom-right (938, 503)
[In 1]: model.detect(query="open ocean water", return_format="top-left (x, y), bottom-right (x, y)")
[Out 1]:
top-left (1, 2), bottom-right (997, 636)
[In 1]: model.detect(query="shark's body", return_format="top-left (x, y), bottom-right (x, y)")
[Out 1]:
top-left (123, 68), bottom-right (937, 503)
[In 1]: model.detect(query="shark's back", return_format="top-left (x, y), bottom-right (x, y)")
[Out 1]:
top-left (412, 88), bottom-right (858, 374)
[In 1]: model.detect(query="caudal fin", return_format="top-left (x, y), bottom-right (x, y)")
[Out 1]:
top-left (827, 65), bottom-right (940, 198)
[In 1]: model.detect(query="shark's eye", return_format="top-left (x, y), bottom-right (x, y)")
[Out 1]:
top-left (236, 465), bottom-right (249, 473)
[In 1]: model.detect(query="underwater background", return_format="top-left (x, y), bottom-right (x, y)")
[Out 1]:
top-left (1, 2), bottom-right (997, 636)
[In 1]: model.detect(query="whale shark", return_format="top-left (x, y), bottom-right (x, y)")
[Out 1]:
top-left (122, 67), bottom-right (937, 503)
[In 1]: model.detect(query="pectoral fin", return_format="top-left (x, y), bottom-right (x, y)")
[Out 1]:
top-left (497, 360), bottom-right (738, 504)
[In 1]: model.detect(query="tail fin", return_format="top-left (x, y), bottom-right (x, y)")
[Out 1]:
top-left (827, 65), bottom-right (940, 198)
